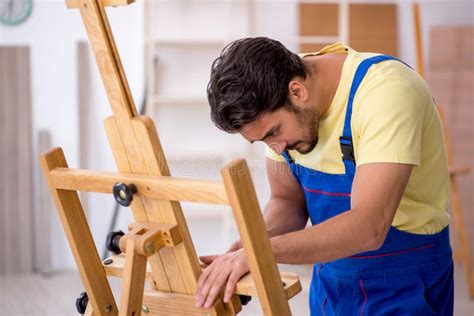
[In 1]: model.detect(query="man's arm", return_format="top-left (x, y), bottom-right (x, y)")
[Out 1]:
top-left (271, 162), bottom-right (412, 263)
top-left (195, 162), bottom-right (411, 308)
top-left (215, 158), bottom-right (308, 253)
top-left (264, 158), bottom-right (308, 237)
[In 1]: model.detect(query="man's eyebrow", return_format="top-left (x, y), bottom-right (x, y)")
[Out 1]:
top-left (249, 126), bottom-right (277, 144)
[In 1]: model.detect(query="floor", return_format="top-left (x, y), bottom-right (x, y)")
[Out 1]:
top-left (0, 263), bottom-right (473, 315)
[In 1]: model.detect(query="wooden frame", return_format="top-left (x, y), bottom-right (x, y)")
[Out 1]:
top-left (39, 1), bottom-right (301, 314)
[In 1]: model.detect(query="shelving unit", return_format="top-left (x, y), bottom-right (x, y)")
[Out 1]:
top-left (297, 0), bottom-right (398, 55)
top-left (142, 0), bottom-right (260, 234)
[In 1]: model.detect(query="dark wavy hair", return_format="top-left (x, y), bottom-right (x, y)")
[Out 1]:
top-left (207, 37), bottom-right (308, 133)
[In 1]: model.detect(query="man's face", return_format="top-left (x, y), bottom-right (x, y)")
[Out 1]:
top-left (240, 104), bottom-right (321, 155)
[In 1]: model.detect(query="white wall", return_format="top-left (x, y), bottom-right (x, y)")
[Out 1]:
top-left (0, 0), bottom-right (143, 270)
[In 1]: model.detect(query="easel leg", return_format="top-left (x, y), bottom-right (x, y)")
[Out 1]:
top-left (40, 148), bottom-right (117, 315)
top-left (119, 239), bottom-right (148, 315)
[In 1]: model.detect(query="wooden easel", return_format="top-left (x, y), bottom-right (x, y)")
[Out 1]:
top-left (413, 2), bottom-right (474, 298)
top-left (39, 0), bottom-right (301, 315)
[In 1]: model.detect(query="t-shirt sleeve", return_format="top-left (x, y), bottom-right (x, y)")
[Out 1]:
top-left (355, 76), bottom-right (425, 166)
top-left (265, 145), bottom-right (286, 162)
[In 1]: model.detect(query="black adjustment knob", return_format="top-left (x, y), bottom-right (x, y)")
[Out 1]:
top-left (239, 295), bottom-right (252, 306)
top-left (112, 182), bottom-right (137, 207)
top-left (106, 230), bottom-right (125, 255)
top-left (76, 291), bottom-right (89, 314)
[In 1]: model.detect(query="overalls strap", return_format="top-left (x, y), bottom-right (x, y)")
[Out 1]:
top-left (340, 55), bottom-right (400, 172)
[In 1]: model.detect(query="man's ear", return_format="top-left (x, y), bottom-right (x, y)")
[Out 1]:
top-left (288, 80), bottom-right (308, 104)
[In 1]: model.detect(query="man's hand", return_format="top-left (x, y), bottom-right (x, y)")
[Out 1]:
top-left (196, 249), bottom-right (249, 308)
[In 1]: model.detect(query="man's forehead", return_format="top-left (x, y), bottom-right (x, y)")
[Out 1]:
top-left (239, 112), bottom-right (276, 142)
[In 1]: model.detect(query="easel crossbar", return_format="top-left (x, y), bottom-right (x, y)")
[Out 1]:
top-left (49, 166), bottom-right (229, 205)
top-left (104, 255), bottom-right (302, 300)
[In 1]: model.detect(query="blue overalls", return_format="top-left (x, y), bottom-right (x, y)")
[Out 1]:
top-left (282, 55), bottom-right (454, 315)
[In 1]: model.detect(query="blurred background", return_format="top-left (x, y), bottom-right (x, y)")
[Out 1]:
top-left (0, 0), bottom-right (473, 314)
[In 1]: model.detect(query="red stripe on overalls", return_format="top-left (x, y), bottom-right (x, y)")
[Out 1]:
top-left (359, 279), bottom-right (367, 316)
top-left (303, 186), bottom-right (352, 197)
top-left (350, 243), bottom-right (436, 259)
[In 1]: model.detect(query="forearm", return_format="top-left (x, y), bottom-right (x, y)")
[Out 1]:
top-left (264, 197), bottom-right (308, 238)
top-left (271, 208), bottom-right (385, 264)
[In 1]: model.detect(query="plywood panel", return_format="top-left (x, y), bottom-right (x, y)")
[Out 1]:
top-left (78, 42), bottom-right (91, 215)
top-left (0, 46), bottom-right (34, 274)
top-left (427, 26), bottom-right (474, 266)
top-left (34, 130), bottom-right (53, 275)
top-left (299, 43), bottom-right (333, 54)
top-left (349, 4), bottom-right (398, 56)
top-left (299, 3), bottom-right (339, 36)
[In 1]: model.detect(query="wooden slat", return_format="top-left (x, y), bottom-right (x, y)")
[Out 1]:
top-left (142, 290), bottom-right (225, 316)
top-left (104, 117), bottom-right (172, 292)
top-left (66, 0), bottom-right (135, 9)
top-left (77, 0), bottom-right (136, 118)
top-left (131, 116), bottom-right (202, 294)
top-left (235, 272), bottom-right (301, 300)
top-left (119, 239), bottom-right (148, 315)
top-left (40, 147), bottom-right (117, 315)
top-left (221, 159), bottom-right (292, 315)
top-left (104, 254), bottom-right (301, 299)
top-left (50, 167), bottom-right (229, 205)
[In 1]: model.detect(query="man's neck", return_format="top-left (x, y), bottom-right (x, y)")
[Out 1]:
top-left (305, 53), bottom-right (347, 116)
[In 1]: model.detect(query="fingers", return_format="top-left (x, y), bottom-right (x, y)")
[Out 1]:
top-left (195, 250), bottom-right (249, 309)
top-left (196, 261), bottom-right (216, 302)
top-left (203, 267), bottom-right (231, 308)
top-left (223, 270), bottom-right (240, 303)
top-left (196, 262), bottom-right (230, 308)
top-left (199, 255), bottom-right (219, 264)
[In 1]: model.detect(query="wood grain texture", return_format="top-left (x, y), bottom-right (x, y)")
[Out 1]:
top-left (349, 4), bottom-right (398, 56)
top-left (221, 159), bottom-right (292, 315)
top-left (73, 0), bottom-right (203, 293)
top-left (40, 148), bottom-right (117, 315)
top-left (299, 3), bottom-right (339, 36)
top-left (50, 167), bottom-right (229, 205)
top-left (142, 290), bottom-right (229, 316)
top-left (77, 0), bottom-right (136, 118)
top-left (119, 239), bottom-right (147, 316)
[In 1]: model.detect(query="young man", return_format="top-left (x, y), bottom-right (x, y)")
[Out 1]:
top-left (195, 37), bottom-right (453, 315)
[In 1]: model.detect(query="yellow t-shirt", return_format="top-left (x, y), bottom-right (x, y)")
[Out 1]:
top-left (266, 43), bottom-right (449, 234)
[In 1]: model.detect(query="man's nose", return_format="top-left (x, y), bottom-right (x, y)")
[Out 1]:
top-left (268, 140), bottom-right (287, 155)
